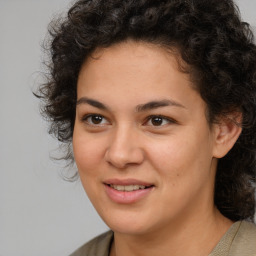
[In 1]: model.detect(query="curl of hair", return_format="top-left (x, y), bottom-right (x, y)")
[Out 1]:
top-left (36, 0), bottom-right (256, 221)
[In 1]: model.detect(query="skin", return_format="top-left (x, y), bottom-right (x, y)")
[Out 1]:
top-left (73, 41), bottom-right (241, 256)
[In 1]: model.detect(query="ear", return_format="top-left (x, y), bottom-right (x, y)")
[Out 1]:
top-left (212, 112), bottom-right (242, 158)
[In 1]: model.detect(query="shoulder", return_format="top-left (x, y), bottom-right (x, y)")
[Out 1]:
top-left (229, 221), bottom-right (256, 255)
top-left (69, 230), bottom-right (114, 256)
top-left (210, 221), bottom-right (256, 256)
top-left (237, 220), bottom-right (256, 237)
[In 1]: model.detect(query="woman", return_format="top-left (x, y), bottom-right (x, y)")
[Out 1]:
top-left (38, 0), bottom-right (256, 255)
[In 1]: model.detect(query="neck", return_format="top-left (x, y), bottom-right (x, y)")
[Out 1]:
top-left (110, 208), bottom-right (233, 256)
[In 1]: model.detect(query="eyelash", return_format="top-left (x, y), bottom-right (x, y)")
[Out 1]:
top-left (144, 115), bottom-right (177, 127)
top-left (82, 114), bottom-right (110, 126)
top-left (81, 114), bottom-right (177, 127)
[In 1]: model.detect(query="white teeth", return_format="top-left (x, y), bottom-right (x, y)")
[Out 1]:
top-left (110, 184), bottom-right (147, 191)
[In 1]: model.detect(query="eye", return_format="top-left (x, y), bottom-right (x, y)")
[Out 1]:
top-left (145, 115), bottom-right (175, 127)
top-left (82, 114), bottom-right (110, 125)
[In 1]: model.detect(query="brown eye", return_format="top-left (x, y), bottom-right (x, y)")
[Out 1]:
top-left (145, 115), bottom-right (175, 127)
top-left (83, 114), bottom-right (109, 125)
top-left (151, 116), bottom-right (164, 126)
top-left (91, 115), bottom-right (103, 124)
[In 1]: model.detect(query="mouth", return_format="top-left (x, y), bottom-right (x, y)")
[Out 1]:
top-left (106, 184), bottom-right (154, 192)
top-left (103, 179), bottom-right (155, 204)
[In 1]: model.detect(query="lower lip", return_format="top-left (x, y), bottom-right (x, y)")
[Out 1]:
top-left (104, 184), bottom-right (154, 204)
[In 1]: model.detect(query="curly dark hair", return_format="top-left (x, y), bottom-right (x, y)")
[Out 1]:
top-left (37, 0), bottom-right (256, 222)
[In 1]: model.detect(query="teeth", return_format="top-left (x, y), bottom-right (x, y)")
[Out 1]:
top-left (110, 184), bottom-right (147, 191)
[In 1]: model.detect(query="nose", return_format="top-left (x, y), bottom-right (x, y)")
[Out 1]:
top-left (104, 125), bottom-right (144, 169)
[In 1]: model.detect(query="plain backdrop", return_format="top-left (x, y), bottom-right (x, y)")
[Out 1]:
top-left (0, 1), bottom-right (255, 255)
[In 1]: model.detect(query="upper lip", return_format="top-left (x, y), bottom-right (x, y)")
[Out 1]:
top-left (103, 178), bottom-right (154, 187)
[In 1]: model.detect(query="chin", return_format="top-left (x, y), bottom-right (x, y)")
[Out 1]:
top-left (109, 222), bottom-right (151, 236)
top-left (99, 209), bottom-right (156, 235)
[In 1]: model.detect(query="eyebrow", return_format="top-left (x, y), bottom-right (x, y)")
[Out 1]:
top-left (136, 99), bottom-right (185, 112)
top-left (76, 97), bottom-right (185, 112)
top-left (76, 97), bottom-right (108, 110)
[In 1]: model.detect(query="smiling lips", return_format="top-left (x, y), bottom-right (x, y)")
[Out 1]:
top-left (104, 179), bottom-right (154, 204)
top-left (109, 184), bottom-right (149, 191)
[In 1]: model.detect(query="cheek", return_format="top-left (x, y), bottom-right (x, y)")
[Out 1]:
top-left (146, 136), bottom-right (190, 171)
top-left (147, 129), bottom-right (213, 180)
top-left (73, 133), bottom-right (104, 177)
top-left (72, 134), bottom-right (105, 203)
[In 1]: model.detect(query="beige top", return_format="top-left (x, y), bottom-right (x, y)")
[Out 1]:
top-left (70, 221), bottom-right (256, 256)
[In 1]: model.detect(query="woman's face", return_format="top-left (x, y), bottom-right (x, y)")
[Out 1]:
top-left (73, 41), bottom-right (219, 235)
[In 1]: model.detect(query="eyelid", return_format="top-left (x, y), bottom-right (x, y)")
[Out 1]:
top-left (143, 115), bottom-right (177, 126)
top-left (80, 113), bottom-right (177, 127)
top-left (81, 113), bottom-right (110, 126)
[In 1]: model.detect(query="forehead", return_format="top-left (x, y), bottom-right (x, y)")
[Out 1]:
top-left (76, 40), bottom-right (207, 123)
top-left (78, 40), bottom-right (193, 92)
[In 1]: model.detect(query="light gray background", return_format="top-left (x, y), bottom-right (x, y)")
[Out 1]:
top-left (0, 1), bottom-right (255, 255)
